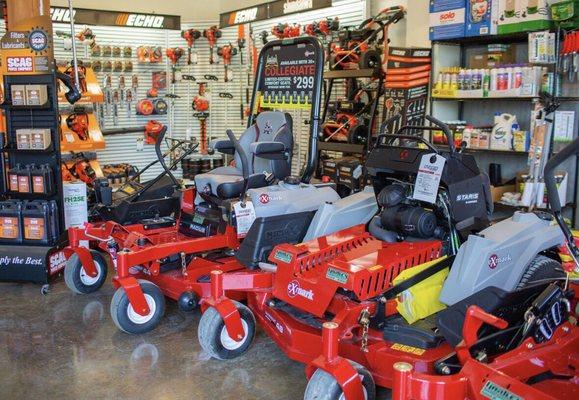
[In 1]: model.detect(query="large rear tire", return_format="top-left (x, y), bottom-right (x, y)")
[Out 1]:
top-left (198, 301), bottom-right (256, 360)
top-left (304, 360), bottom-right (376, 400)
top-left (516, 255), bottom-right (565, 289)
top-left (64, 251), bottom-right (108, 294)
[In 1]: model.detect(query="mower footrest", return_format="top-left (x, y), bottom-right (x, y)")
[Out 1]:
top-left (383, 315), bottom-right (444, 349)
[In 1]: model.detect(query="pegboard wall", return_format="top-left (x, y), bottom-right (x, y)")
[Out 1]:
top-left (45, 0), bottom-right (369, 181)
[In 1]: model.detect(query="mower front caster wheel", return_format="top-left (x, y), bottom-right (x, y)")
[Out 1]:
top-left (64, 251), bottom-right (108, 294)
top-left (110, 280), bottom-right (165, 334)
top-left (304, 361), bottom-right (376, 400)
top-left (198, 301), bottom-right (256, 360)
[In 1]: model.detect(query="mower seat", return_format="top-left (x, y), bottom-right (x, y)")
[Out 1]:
top-left (194, 111), bottom-right (293, 201)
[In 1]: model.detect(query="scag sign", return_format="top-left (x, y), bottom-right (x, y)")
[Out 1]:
top-left (6, 56), bottom-right (33, 72)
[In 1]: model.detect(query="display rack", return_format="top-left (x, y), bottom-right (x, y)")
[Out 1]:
top-left (430, 30), bottom-right (579, 224)
top-left (0, 73), bottom-right (66, 285)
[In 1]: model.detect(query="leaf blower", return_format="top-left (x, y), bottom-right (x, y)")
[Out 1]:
top-left (203, 26), bottom-right (222, 64)
top-left (166, 47), bottom-right (184, 84)
top-left (181, 28), bottom-right (201, 65)
top-left (217, 43), bottom-right (237, 82)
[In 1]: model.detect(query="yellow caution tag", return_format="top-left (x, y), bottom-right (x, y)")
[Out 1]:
top-left (391, 343), bottom-right (426, 356)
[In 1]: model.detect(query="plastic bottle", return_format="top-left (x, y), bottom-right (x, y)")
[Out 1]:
top-left (513, 66), bottom-right (523, 89)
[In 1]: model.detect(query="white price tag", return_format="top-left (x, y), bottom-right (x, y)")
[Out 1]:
top-left (233, 200), bottom-right (256, 238)
top-left (412, 153), bottom-right (446, 204)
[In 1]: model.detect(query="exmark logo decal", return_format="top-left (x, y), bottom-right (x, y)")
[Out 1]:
top-left (229, 7), bottom-right (259, 24)
top-left (259, 194), bottom-right (270, 204)
top-left (116, 13), bottom-right (165, 28)
top-left (488, 253), bottom-right (512, 269)
top-left (287, 280), bottom-right (314, 300)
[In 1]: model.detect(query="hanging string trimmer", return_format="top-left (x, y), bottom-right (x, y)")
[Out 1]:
top-left (203, 26), bottom-right (222, 64)
top-left (193, 82), bottom-right (210, 154)
top-left (217, 43), bottom-right (237, 82)
top-left (181, 28), bottom-right (201, 65)
top-left (166, 47), bottom-right (184, 84)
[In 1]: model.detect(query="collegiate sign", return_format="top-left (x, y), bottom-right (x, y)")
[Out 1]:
top-left (220, 0), bottom-right (332, 28)
top-left (50, 7), bottom-right (181, 30)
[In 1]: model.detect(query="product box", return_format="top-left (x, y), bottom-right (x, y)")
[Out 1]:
top-left (337, 158), bottom-right (364, 192)
top-left (25, 85), bottom-right (48, 106)
top-left (497, 0), bottom-right (553, 34)
top-left (468, 45), bottom-right (516, 68)
top-left (387, 47), bottom-right (432, 68)
top-left (321, 158), bottom-right (339, 182)
top-left (29, 129), bottom-right (51, 150)
top-left (429, 0), bottom-right (466, 40)
top-left (383, 83), bottom-right (430, 133)
top-left (465, 0), bottom-right (500, 36)
top-left (10, 85), bottom-right (27, 106)
top-left (16, 129), bottom-right (31, 149)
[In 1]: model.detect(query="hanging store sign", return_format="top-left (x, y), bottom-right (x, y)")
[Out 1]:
top-left (50, 7), bottom-right (181, 30)
top-left (220, 0), bottom-right (333, 28)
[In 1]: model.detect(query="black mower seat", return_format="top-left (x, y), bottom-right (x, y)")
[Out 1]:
top-left (194, 111), bottom-right (293, 201)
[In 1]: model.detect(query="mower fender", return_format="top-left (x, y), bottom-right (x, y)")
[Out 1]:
top-left (307, 357), bottom-right (366, 400)
top-left (70, 246), bottom-right (98, 278)
top-left (116, 276), bottom-right (151, 316)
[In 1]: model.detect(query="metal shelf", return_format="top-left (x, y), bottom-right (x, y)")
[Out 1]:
top-left (317, 141), bottom-right (365, 154)
top-left (433, 32), bottom-right (530, 46)
top-left (434, 145), bottom-right (528, 156)
top-left (323, 68), bottom-right (381, 79)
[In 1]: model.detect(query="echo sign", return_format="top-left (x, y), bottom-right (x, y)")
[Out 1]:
top-left (7, 56), bottom-right (33, 72)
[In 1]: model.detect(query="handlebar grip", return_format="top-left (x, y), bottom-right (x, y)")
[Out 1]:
top-left (226, 129), bottom-right (249, 179)
top-left (544, 137), bottom-right (579, 213)
top-left (379, 114), bottom-right (402, 136)
top-left (425, 115), bottom-right (454, 153)
top-left (154, 125), bottom-right (179, 186)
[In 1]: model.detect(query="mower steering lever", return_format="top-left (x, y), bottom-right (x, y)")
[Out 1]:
top-left (225, 129), bottom-right (251, 202)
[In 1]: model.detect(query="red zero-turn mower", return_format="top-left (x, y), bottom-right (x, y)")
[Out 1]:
top-left (329, 6), bottom-right (405, 70)
top-left (63, 37), bottom-right (350, 335)
top-left (197, 115), bottom-right (579, 399)
top-left (390, 137), bottom-right (579, 400)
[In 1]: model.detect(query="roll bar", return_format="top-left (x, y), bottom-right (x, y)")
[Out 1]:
top-left (247, 36), bottom-right (324, 184)
top-left (544, 136), bottom-right (579, 259)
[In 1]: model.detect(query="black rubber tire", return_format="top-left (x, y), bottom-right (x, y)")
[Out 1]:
top-left (198, 301), bottom-right (256, 360)
top-left (358, 49), bottom-right (381, 69)
top-left (110, 280), bottom-right (165, 334)
top-left (516, 255), bottom-right (565, 290)
top-left (304, 360), bottom-right (376, 400)
top-left (348, 124), bottom-right (369, 145)
top-left (64, 251), bottom-right (108, 294)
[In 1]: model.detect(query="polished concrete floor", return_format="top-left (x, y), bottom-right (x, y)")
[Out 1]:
top-left (0, 277), bottom-right (392, 399)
